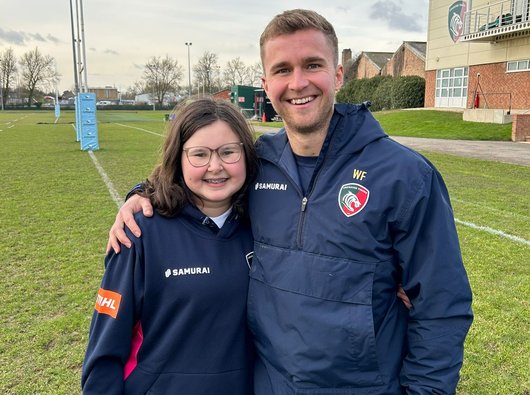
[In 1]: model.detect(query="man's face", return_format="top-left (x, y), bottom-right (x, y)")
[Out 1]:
top-left (261, 29), bottom-right (343, 136)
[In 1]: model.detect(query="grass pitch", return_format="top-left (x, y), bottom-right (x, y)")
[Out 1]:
top-left (0, 110), bottom-right (528, 394)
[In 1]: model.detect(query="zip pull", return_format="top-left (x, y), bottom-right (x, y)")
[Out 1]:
top-left (301, 197), bottom-right (308, 212)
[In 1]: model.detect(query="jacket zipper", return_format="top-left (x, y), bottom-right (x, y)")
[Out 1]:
top-left (294, 129), bottom-right (339, 249)
top-left (296, 197), bottom-right (309, 248)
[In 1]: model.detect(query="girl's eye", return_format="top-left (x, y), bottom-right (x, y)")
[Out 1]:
top-left (192, 151), bottom-right (208, 158)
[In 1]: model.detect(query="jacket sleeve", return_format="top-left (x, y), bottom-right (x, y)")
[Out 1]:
top-left (393, 165), bottom-right (473, 395)
top-left (81, 237), bottom-right (144, 395)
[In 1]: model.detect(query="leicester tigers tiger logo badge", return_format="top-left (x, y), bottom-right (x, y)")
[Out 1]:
top-left (338, 183), bottom-right (369, 217)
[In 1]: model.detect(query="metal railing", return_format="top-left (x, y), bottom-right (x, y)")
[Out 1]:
top-left (464, 0), bottom-right (529, 35)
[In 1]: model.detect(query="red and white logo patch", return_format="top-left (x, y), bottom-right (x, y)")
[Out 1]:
top-left (338, 183), bottom-right (369, 217)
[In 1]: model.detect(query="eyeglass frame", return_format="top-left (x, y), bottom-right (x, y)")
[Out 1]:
top-left (182, 142), bottom-right (244, 168)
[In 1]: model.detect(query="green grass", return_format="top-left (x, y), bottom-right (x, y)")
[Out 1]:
top-left (0, 110), bottom-right (528, 394)
top-left (373, 110), bottom-right (513, 140)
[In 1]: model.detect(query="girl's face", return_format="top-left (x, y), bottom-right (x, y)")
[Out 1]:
top-left (181, 120), bottom-right (246, 217)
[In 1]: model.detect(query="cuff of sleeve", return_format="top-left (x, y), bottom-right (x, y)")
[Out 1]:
top-left (125, 183), bottom-right (145, 201)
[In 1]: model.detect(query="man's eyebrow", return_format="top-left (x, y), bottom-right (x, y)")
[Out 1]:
top-left (269, 56), bottom-right (326, 70)
top-left (269, 61), bottom-right (290, 70)
top-left (303, 56), bottom-right (326, 63)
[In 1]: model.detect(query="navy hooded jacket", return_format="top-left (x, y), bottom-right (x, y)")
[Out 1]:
top-left (247, 103), bottom-right (473, 394)
top-left (82, 205), bottom-right (254, 394)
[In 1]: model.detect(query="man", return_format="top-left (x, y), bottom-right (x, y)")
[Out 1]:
top-left (109, 9), bottom-right (473, 394)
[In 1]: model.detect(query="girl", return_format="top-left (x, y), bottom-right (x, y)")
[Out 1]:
top-left (82, 98), bottom-right (258, 395)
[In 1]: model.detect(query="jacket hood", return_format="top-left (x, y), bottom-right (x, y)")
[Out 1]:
top-left (256, 103), bottom-right (388, 162)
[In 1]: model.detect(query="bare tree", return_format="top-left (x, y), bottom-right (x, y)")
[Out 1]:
top-left (142, 55), bottom-right (183, 106)
top-left (0, 48), bottom-right (18, 108)
top-left (193, 51), bottom-right (219, 95)
top-left (19, 47), bottom-right (58, 106)
top-left (246, 62), bottom-right (263, 87)
top-left (122, 81), bottom-right (144, 100)
top-left (223, 57), bottom-right (248, 87)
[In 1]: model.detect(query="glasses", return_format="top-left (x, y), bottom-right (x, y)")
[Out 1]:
top-left (183, 142), bottom-right (244, 167)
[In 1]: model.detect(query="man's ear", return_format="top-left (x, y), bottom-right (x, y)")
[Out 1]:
top-left (335, 64), bottom-right (344, 91)
top-left (261, 76), bottom-right (268, 94)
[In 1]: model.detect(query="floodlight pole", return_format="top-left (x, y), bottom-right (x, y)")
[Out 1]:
top-left (79, 0), bottom-right (89, 91)
top-left (75, 0), bottom-right (84, 91)
top-left (69, 0), bottom-right (79, 94)
top-left (185, 42), bottom-right (192, 97)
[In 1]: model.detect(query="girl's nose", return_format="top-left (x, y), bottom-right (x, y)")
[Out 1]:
top-left (207, 151), bottom-right (224, 171)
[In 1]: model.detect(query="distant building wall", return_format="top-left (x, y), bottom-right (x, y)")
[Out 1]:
top-left (89, 87), bottom-right (119, 101)
top-left (356, 56), bottom-right (381, 79)
top-left (512, 114), bottom-right (530, 141)
top-left (467, 63), bottom-right (530, 109)
top-left (342, 48), bottom-right (352, 66)
top-left (382, 45), bottom-right (426, 77)
top-left (424, 70), bottom-right (437, 107)
top-left (212, 89), bottom-right (230, 101)
top-left (424, 63), bottom-right (530, 109)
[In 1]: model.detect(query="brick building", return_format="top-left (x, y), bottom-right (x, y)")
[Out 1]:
top-left (88, 86), bottom-right (119, 102)
top-left (381, 41), bottom-right (427, 78)
top-left (342, 50), bottom-right (392, 80)
top-left (425, 0), bottom-right (530, 110)
top-left (342, 42), bottom-right (426, 80)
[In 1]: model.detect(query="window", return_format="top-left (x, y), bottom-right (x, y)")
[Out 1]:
top-left (435, 67), bottom-right (468, 99)
top-left (507, 59), bottom-right (530, 72)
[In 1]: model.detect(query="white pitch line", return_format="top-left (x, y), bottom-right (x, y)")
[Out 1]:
top-left (452, 198), bottom-right (530, 221)
top-left (455, 218), bottom-right (530, 247)
top-left (114, 122), bottom-right (164, 137)
top-left (88, 151), bottom-right (124, 208)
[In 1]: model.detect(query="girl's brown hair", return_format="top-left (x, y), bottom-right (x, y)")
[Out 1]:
top-left (141, 98), bottom-right (258, 218)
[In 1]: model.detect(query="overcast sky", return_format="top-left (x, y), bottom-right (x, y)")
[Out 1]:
top-left (0, 0), bottom-right (429, 92)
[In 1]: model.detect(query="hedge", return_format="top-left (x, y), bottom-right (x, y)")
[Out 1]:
top-left (336, 75), bottom-right (425, 111)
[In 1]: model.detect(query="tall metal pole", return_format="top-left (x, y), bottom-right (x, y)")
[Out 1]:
top-left (79, 0), bottom-right (89, 91)
top-left (185, 42), bottom-right (192, 97)
top-left (69, 0), bottom-right (79, 94)
top-left (75, 0), bottom-right (84, 92)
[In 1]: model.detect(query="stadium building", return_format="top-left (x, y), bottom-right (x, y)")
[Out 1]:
top-left (425, 0), bottom-right (530, 114)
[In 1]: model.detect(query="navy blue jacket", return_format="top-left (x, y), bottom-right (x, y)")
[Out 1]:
top-left (82, 205), bottom-right (254, 394)
top-left (247, 103), bottom-right (473, 394)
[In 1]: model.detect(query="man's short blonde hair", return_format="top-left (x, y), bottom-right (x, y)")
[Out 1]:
top-left (259, 9), bottom-right (339, 67)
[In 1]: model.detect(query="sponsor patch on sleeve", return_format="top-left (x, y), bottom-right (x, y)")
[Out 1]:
top-left (94, 288), bottom-right (122, 318)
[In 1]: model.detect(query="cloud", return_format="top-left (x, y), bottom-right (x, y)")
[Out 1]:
top-left (0, 28), bottom-right (62, 45)
top-left (0, 28), bottom-right (26, 45)
top-left (28, 33), bottom-right (46, 42)
top-left (104, 49), bottom-right (119, 55)
top-left (46, 34), bottom-right (61, 44)
top-left (369, 1), bottom-right (423, 32)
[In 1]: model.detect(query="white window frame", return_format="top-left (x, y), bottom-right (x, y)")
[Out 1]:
top-left (435, 67), bottom-right (468, 108)
top-left (506, 59), bottom-right (530, 72)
